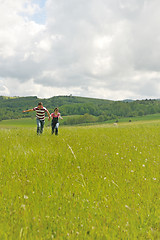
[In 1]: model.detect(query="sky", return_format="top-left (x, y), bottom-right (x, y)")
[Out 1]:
top-left (0, 0), bottom-right (160, 100)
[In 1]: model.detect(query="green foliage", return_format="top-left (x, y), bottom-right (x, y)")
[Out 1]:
top-left (1, 95), bottom-right (160, 125)
top-left (0, 122), bottom-right (160, 239)
top-left (63, 113), bottom-right (97, 125)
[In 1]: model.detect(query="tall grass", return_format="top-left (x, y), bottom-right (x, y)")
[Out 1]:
top-left (0, 122), bottom-right (160, 239)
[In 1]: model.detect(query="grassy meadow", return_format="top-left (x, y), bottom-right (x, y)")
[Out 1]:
top-left (0, 119), bottom-right (160, 239)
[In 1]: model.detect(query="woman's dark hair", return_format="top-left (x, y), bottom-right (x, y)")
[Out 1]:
top-left (54, 107), bottom-right (59, 111)
top-left (38, 102), bottom-right (43, 106)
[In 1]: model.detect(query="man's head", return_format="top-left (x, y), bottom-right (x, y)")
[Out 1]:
top-left (38, 102), bottom-right (43, 109)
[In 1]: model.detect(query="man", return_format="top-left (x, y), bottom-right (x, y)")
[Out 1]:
top-left (23, 102), bottom-right (51, 135)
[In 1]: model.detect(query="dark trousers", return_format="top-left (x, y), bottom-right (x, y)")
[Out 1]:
top-left (52, 121), bottom-right (59, 135)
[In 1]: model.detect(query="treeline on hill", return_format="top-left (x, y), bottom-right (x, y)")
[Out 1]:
top-left (0, 95), bottom-right (160, 125)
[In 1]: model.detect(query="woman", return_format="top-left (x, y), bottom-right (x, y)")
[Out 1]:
top-left (51, 107), bottom-right (63, 135)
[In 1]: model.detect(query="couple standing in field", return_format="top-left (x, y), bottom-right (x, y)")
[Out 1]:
top-left (23, 102), bottom-right (63, 135)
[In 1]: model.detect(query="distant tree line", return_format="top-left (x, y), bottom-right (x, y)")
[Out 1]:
top-left (0, 95), bottom-right (160, 125)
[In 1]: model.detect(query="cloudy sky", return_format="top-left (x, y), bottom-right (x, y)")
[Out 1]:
top-left (0, 0), bottom-right (160, 100)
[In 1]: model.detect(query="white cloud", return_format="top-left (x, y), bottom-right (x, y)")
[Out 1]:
top-left (0, 0), bottom-right (160, 100)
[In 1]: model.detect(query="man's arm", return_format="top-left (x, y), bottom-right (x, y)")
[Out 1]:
top-left (46, 110), bottom-right (51, 120)
top-left (23, 109), bottom-right (34, 113)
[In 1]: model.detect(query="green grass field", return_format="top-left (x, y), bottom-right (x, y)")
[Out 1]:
top-left (0, 120), bottom-right (160, 239)
top-left (0, 118), bottom-right (36, 128)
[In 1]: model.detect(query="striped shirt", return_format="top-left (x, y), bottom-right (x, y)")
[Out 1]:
top-left (33, 106), bottom-right (48, 120)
